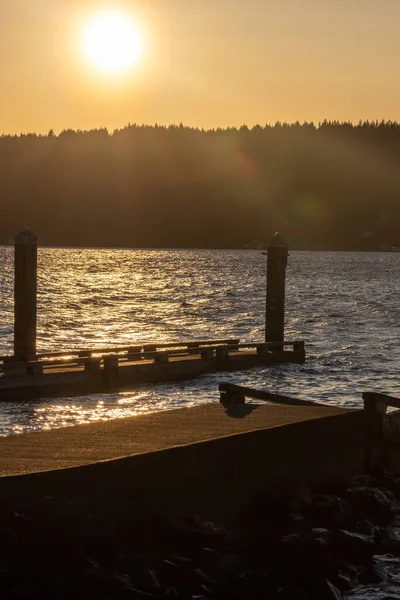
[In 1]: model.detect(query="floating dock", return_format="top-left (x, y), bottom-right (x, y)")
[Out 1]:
top-left (0, 339), bottom-right (305, 401)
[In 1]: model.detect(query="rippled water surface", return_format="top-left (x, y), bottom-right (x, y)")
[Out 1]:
top-left (0, 248), bottom-right (398, 435)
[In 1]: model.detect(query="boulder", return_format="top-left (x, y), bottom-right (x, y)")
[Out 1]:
top-left (345, 487), bottom-right (399, 524)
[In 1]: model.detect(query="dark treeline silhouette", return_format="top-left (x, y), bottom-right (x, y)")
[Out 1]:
top-left (1, 120), bottom-right (399, 249)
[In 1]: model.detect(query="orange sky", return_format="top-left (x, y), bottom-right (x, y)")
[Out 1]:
top-left (1, 0), bottom-right (400, 134)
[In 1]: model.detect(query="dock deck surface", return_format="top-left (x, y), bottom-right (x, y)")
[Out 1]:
top-left (0, 340), bottom-right (305, 401)
top-left (0, 403), bottom-right (352, 477)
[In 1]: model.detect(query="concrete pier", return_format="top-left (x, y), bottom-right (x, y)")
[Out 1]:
top-left (0, 403), bottom-right (368, 519)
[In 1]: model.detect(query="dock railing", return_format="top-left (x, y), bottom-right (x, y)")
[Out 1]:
top-left (1, 339), bottom-right (240, 364)
top-left (219, 385), bottom-right (400, 475)
top-left (363, 392), bottom-right (400, 473)
top-left (219, 382), bottom-right (320, 407)
top-left (0, 340), bottom-right (305, 379)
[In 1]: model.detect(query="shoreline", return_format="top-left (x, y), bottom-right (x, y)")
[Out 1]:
top-left (0, 471), bottom-right (399, 599)
top-left (0, 244), bottom-right (399, 252)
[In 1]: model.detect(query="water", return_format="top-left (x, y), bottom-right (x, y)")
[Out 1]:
top-left (0, 248), bottom-right (399, 436)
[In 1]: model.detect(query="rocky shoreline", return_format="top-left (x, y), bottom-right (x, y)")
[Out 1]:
top-left (1, 473), bottom-right (400, 599)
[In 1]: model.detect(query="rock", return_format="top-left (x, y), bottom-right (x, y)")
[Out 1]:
top-left (311, 579), bottom-right (342, 600)
top-left (226, 570), bottom-right (272, 599)
top-left (0, 527), bottom-right (20, 554)
top-left (381, 473), bottom-right (400, 498)
top-left (334, 564), bottom-right (363, 592)
top-left (82, 566), bottom-right (129, 596)
top-left (0, 569), bottom-right (16, 596)
top-left (289, 515), bottom-right (313, 541)
top-left (345, 487), bottom-right (399, 524)
top-left (114, 590), bottom-right (156, 599)
top-left (333, 530), bottom-right (376, 564)
top-left (200, 547), bottom-right (219, 561)
top-left (379, 518), bottom-right (400, 553)
top-left (310, 495), bottom-right (354, 530)
top-left (324, 580), bottom-right (342, 600)
top-left (127, 567), bottom-right (164, 595)
top-left (215, 553), bottom-right (247, 576)
top-left (8, 512), bottom-right (31, 538)
top-left (312, 528), bottom-right (333, 547)
top-left (297, 487), bottom-right (314, 510)
top-left (313, 495), bottom-right (342, 512)
top-left (276, 586), bottom-right (309, 599)
top-left (81, 517), bottom-right (118, 565)
top-left (353, 520), bottom-right (374, 535)
top-left (192, 568), bottom-right (216, 585)
top-left (155, 558), bottom-right (181, 587)
top-left (34, 496), bottom-right (90, 525)
top-left (359, 564), bottom-right (386, 585)
top-left (335, 573), bottom-right (353, 592)
top-left (348, 474), bottom-right (380, 488)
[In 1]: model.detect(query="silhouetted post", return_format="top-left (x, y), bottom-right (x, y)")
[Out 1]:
top-left (266, 232), bottom-right (288, 345)
top-left (14, 228), bottom-right (37, 359)
top-left (103, 356), bottom-right (119, 390)
top-left (363, 392), bottom-right (387, 474)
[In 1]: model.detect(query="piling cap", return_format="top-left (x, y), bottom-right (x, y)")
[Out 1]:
top-left (15, 227), bottom-right (38, 245)
top-left (268, 232), bottom-right (288, 248)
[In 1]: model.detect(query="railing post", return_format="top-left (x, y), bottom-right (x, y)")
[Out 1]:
top-left (363, 393), bottom-right (387, 474)
top-left (220, 390), bottom-right (246, 405)
top-left (266, 232), bottom-right (288, 346)
top-left (14, 228), bottom-right (37, 359)
top-left (103, 356), bottom-right (119, 390)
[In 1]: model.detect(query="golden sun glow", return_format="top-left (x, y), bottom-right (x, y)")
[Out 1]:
top-left (82, 10), bottom-right (143, 75)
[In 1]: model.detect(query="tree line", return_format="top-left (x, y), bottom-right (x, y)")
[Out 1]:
top-left (1, 120), bottom-right (399, 249)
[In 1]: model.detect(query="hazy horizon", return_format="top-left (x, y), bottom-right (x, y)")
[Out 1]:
top-left (2, 0), bottom-right (400, 134)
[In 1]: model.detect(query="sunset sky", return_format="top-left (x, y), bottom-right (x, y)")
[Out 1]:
top-left (1, 0), bottom-right (400, 134)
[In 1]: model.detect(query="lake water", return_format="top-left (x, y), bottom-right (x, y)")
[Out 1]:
top-left (0, 248), bottom-right (398, 436)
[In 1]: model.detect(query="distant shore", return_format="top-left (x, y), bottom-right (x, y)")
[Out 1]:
top-left (1, 243), bottom-right (398, 252)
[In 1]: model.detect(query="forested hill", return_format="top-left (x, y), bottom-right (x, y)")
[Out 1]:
top-left (1, 121), bottom-right (399, 250)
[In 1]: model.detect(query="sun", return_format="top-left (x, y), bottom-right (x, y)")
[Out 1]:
top-left (82, 10), bottom-right (143, 74)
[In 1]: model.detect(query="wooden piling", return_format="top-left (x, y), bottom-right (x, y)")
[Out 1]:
top-left (103, 356), bottom-right (119, 390)
top-left (154, 352), bottom-right (169, 364)
top-left (14, 228), bottom-right (37, 360)
top-left (201, 348), bottom-right (214, 360)
top-left (220, 390), bottom-right (246, 405)
top-left (266, 232), bottom-right (288, 345)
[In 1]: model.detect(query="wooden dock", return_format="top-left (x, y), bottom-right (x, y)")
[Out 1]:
top-left (2, 230), bottom-right (304, 403)
top-left (0, 339), bottom-right (305, 401)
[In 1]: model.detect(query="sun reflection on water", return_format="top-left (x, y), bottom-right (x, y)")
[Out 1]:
top-left (0, 248), bottom-right (399, 436)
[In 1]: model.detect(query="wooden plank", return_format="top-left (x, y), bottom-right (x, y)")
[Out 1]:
top-left (142, 339), bottom-right (240, 352)
top-left (219, 382), bottom-right (321, 407)
top-left (0, 344), bottom-right (241, 371)
top-left (0, 339), bottom-right (241, 363)
top-left (238, 341), bottom-right (300, 350)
